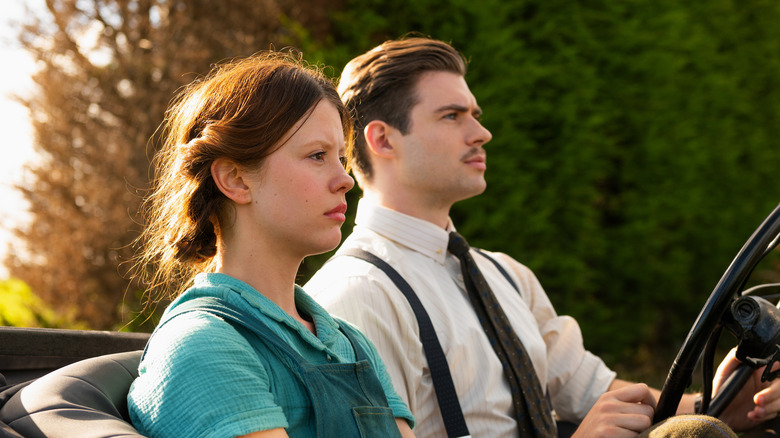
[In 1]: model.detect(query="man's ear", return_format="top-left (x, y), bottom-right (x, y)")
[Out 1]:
top-left (364, 120), bottom-right (396, 158)
top-left (211, 158), bottom-right (251, 204)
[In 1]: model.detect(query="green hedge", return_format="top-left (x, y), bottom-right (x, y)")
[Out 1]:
top-left (298, 0), bottom-right (780, 374)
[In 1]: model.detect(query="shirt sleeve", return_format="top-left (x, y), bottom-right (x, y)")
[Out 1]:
top-left (336, 318), bottom-right (416, 428)
top-left (128, 312), bottom-right (288, 438)
top-left (494, 252), bottom-right (617, 422)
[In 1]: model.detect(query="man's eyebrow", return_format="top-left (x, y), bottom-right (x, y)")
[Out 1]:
top-left (435, 103), bottom-right (483, 116)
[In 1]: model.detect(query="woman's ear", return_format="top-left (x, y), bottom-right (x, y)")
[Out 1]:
top-left (364, 120), bottom-right (396, 158)
top-left (211, 158), bottom-right (251, 204)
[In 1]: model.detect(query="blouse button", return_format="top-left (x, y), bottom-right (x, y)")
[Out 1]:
top-left (326, 354), bottom-right (332, 362)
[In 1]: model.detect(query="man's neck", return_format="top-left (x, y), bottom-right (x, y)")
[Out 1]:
top-left (361, 189), bottom-right (451, 229)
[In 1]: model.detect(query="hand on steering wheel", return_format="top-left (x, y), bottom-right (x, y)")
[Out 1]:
top-left (714, 348), bottom-right (780, 431)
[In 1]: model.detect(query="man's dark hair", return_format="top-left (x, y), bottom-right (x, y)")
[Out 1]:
top-left (338, 37), bottom-right (467, 182)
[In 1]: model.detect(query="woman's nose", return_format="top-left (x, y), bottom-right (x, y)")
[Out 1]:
top-left (332, 166), bottom-right (354, 193)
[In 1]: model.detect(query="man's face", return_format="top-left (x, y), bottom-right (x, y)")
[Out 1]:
top-left (390, 71), bottom-right (492, 209)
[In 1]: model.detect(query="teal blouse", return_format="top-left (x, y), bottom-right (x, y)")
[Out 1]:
top-left (128, 273), bottom-right (413, 438)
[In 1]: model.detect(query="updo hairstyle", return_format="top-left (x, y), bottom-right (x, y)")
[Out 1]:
top-left (136, 52), bottom-right (351, 299)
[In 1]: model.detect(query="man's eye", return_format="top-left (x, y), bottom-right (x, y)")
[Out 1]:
top-left (444, 113), bottom-right (457, 120)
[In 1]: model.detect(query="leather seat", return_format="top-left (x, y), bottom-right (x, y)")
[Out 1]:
top-left (0, 350), bottom-right (145, 438)
top-left (0, 348), bottom-right (582, 438)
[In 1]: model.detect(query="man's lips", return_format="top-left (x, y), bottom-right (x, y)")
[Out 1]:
top-left (325, 203), bottom-right (347, 221)
top-left (464, 153), bottom-right (486, 170)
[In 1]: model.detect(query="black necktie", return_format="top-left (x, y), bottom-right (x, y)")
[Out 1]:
top-left (448, 231), bottom-right (556, 437)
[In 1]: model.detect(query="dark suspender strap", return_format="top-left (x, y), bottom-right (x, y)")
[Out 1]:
top-left (474, 248), bottom-right (519, 293)
top-left (339, 248), bottom-right (470, 438)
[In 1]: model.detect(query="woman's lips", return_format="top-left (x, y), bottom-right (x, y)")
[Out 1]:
top-left (325, 203), bottom-right (347, 222)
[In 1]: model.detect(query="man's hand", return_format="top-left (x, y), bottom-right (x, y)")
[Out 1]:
top-left (714, 348), bottom-right (780, 431)
top-left (572, 383), bottom-right (656, 438)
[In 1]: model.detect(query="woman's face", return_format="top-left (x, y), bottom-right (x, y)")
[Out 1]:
top-left (242, 100), bottom-right (354, 258)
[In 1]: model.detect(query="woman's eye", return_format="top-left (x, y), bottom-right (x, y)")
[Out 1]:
top-left (339, 156), bottom-right (348, 168)
top-left (310, 152), bottom-right (325, 161)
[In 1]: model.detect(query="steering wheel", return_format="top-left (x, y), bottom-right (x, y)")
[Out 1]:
top-left (653, 203), bottom-right (780, 423)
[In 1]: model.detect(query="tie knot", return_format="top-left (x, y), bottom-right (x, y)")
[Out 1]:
top-left (448, 232), bottom-right (471, 257)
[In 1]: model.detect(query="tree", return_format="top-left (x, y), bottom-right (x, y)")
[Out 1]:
top-left (0, 278), bottom-right (72, 328)
top-left (6, 0), bottom-right (342, 329)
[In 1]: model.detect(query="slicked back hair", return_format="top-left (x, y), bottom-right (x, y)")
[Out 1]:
top-left (338, 37), bottom-right (466, 183)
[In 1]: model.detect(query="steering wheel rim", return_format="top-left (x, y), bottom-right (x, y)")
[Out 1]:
top-left (654, 203), bottom-right (780, 423)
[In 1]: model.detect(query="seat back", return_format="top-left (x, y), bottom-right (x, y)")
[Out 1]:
top-left (0, 326), bottom-right (150, 385)
top-left (0, 350), bottom-right (146, 438)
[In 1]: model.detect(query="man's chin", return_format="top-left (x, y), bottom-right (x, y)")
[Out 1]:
top-left (466, 180), bottom-right (488, 197)
top-left (452, 184), bottom-right (487, 204)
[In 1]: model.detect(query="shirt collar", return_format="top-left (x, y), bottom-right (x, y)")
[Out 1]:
top-left (188, 273), bottom-right (342, 349)
top-left (293, 285), bottom-right (342, 347)
top-left (354, 197), bottom-right (453, 265)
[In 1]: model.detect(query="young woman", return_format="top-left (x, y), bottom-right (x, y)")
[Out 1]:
top-left (128, 53), bottom-right (415, 438)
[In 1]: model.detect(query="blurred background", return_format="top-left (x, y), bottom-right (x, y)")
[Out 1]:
top-left (1, 0), bottom-right (778, 387)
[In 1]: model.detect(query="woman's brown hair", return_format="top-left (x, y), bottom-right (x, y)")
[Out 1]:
top-left (135, 52), bottom-right (351, 302)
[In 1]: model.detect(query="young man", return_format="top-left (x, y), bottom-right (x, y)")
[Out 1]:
top-left (305, 37), bottom-right (778, 437)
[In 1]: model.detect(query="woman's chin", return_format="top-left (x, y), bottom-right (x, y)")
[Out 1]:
top-left (305, 234), bottom-right (342, 257)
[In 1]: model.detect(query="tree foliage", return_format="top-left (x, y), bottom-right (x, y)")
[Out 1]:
top-left (6, 0), bottom-right (342, 329)
top-left (0, 278), bottom-right (73, 327)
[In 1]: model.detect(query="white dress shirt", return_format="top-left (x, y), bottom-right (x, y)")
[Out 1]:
top-left (305, 199), bottom-right (616, 437)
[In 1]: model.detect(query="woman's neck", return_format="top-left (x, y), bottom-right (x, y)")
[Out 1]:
top-left (214, 236), bottom-right (314, 333)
